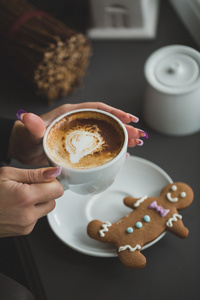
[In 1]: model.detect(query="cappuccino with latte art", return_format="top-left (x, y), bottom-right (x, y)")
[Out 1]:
top-left (46, 111), bottom-right (125, 169)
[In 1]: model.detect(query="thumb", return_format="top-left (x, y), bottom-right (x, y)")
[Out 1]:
top-left (17, 110), bottom-right (46, 139)
top-left (7, 167), bottom-right (62, 184)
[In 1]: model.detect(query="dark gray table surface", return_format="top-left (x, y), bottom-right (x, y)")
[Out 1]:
top-left (1, 1), bottom-right (200, 299)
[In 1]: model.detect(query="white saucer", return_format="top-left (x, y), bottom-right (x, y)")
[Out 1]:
top-left (47, 156), bottom-right (173, 257)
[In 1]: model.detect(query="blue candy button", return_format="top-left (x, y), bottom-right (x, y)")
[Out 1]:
top-left (126, 227), bottom-right (134, 233)
top-left (135, 222), bottom-right (143, 229)
top-left (143, 215), bottom-right (151, 223)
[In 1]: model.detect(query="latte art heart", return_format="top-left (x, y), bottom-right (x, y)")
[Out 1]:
top-left (65, 130), bottom-right (104, 163)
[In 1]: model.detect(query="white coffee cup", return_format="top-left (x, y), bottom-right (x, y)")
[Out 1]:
top-left (143, 45), bottom-right (200, 136)
top-left (43, 109), bottom-right (128, 195)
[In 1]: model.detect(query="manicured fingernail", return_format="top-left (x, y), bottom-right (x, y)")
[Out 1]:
top-left (129, 114), bottom-right (139, 123)
top-left (136, 139), bottom-right (144, 146)
top-left (126, 152), bottom-right (130, 158)
top-left (43, 167), bottom-right (62, 179)
top-left (138, 129), bottom-right (149, 139)
top-left (16, 109), bottom-right (27, 122)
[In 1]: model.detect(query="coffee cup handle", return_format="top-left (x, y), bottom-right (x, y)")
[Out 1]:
top-left (56, 175), bottom-right (69, 191)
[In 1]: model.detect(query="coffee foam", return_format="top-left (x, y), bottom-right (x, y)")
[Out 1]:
top-left (46, 111), bottom-right (124, 169)
top-left (65, 129), bottom-right (104, 164)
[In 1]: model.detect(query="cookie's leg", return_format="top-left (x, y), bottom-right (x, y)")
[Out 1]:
top-left (118, 245), bottom-right (146, 269)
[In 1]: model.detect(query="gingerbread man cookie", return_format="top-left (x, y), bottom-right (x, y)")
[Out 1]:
top-left (87, 182), bottom-right (194, 269)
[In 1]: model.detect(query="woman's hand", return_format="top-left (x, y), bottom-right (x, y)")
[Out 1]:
top-left (0, 166), bottom-right (63, 237)
top-left (8, 102), bottom-right (148, 165)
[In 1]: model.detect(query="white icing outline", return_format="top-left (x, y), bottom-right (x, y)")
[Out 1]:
top-left (118, 244), bottom-right (141, 252)
top-left (133, 195), bottom-right (148, 207)
top-left (166, 213), bottom-right (182, 227)
top-left (99, 221), bottom-right (112, 237)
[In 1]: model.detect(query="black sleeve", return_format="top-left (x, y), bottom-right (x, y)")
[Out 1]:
top-left (0, 117), bottom-right (15, 163)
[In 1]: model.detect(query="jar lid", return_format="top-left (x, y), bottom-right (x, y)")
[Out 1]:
top-left (145, 45), bottom-right (200, 94)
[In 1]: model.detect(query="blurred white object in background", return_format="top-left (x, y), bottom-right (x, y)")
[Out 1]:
top-left (87, 0), bottom-right (160, 39)
top-left (169, 0), bottom-right (200, 47)
top-left (143, 45), bottom-right (200, 136)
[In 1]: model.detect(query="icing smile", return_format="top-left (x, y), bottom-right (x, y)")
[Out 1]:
top-left (166, 192), bottom-right (178, 202)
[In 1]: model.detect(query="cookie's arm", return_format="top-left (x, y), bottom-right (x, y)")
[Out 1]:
top-left (87, 220), bottom-right (114, 243)
top-left (124, 195), bottom-right (148, 209)
top-left (166, 214), bottom-right (189, 238)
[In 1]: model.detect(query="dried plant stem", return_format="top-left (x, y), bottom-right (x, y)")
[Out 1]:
top-left (0, 0), bottom-right (91, 105)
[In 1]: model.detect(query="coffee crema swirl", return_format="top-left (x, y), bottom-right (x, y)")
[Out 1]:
top-left (46, 111), bottom-right (125, 169)
top-left (65, 129), bottom-right (104, 164)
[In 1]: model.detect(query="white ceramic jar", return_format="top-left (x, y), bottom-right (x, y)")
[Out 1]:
top-left (143, 45), bottom-right (200, 136)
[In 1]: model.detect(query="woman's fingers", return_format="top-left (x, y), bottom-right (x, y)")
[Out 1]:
top-left (40, 102), bottom-right (140, 127)
top-left (125, 125), bottom-right (148, 147)
top-left (17, 110), bottom-right (46, 139)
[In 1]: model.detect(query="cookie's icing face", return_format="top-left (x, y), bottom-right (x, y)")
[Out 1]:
top-left (166, 185), bottom-right (186, 202)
